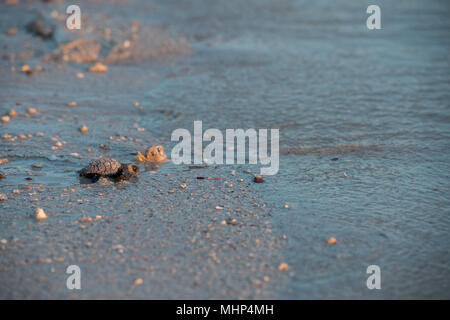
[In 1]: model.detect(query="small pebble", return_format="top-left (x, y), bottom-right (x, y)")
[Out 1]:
top-left (21, 65), bottom-right (31, 72)
top-left (89, 63), bottom-right (108, 73)
top-left (35, 208), bottom-right (47, 221)
top-left (79, 216), bottom-right (93, 223)
top-left (253, 176), bottom-right (264, 183)
top-left (80, 125), bottom-right (88, 133)
top-left (6, 27), bottom-right (18, 36)
top-left (27, 108), bottom-right (37, 115)
top-left (9, 109), bottom-right (17, 117)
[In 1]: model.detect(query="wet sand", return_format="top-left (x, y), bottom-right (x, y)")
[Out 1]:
top-left (1, 0), bottom-right (450, 299)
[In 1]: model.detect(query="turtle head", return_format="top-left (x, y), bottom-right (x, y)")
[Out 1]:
top-left (145, 145), bottom-right (167, 162)
top-left (131, 164), bottom-right (139, 173)
top-left (119, 164), bottom-right (139, 178)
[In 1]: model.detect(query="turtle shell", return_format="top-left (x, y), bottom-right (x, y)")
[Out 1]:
top-left (79, 158), bottom-right (122, 177)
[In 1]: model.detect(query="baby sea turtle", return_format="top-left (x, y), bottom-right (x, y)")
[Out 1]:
top-left (137, 145), bottom-right (167, 162)
top-left (79, 158), bottom-right (139, 182)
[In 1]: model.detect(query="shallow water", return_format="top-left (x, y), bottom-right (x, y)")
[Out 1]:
top-left (1, 0), bottom-right (449, 299)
